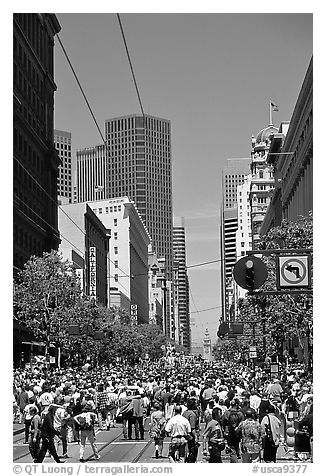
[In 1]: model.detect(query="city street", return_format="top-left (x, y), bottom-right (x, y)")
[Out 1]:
top-left (12, 12), bottom-right (313, 471)
top-left (13, 420), bottom-right (296, 464)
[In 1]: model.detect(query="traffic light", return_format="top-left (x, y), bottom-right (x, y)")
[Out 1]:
top-left (245, 259), bottom-right (255, 290)
top-left (217, 322), bottom-right (229, 339)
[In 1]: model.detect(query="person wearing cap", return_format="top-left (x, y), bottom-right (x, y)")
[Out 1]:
top-left (73, 403), bottom-right (100, 462)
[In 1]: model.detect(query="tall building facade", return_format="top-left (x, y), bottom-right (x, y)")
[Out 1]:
top-left (89, 197), bottom-right (151, 324)
top-left (148, 249), bottom-right (164, 330)
top-left (58, 203), bottom-right (110, 306)
top-left (250, 126), bottom-right (277, 248)
top-left (220, 158), bottom-right (250, 322)
top-left (13, 13), bottom-right (61, 272)
top-left (235, 176), bottom-right (252, 308)
top-left (261, 58), bottom-right (313, 234)
top-left (54, 130), bottom-right (72, 204)
top-left (76, 114), bottom-right (173, 279)
top-left (173, 217), bottom-right (190, 350)
top-left (77, 144), bottom-right (107, 203)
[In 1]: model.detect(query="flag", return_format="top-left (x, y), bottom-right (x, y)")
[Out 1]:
top-left (270, 101), bottom-right (279, 112)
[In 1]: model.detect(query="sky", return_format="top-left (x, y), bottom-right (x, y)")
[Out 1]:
top-left (52, 12), bottom-right (312, 348)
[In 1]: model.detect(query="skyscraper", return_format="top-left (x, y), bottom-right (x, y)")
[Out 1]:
top-left (76, 114), bottom-right (173, 278)
top-left (13, 13), bottom-right (61, 273)
top-left (173, 217), bottom-right (190, 349)
top-left (54, 130), bottom-right (72, 204)
top-left (220, 158), bottom-right (250, 322)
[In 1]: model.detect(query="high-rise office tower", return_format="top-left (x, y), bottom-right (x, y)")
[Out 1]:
top-left (76, 114), bottom-right (173, 279)
top-left (173, 217), bottom-right (190, 349)
top-left (13, 14), bottom-right (61, 273)
top-left (220, 158), bottom-right (250, 322)
top-left (54, 130), bottom-right (72, 204)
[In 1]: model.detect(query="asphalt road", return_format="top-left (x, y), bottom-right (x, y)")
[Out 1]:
top-left (13, 419), bottom-right (299, 464)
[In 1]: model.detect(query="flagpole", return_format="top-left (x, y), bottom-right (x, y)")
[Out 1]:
top-left (269, 99), bottom-right (273, 125)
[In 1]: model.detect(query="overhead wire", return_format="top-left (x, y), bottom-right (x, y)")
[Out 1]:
top-left (14, 156), bottom-right (131, 292)
top-left (15, 195), bottom-right (131, 295)
top-left (116, 13), bottom-right (145, 117)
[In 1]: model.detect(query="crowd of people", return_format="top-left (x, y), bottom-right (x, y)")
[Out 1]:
top-left (13, 358), bottom-right (313, 463)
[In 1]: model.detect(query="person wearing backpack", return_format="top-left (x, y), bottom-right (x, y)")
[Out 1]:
top-left (236, 409), bottom-right (265, 463)
top-left (149, 402), bottom-right (166, 458)
top-left (261, 404), bottom-right (281, 463)
top-left (73, 402), bottom-right (100, 462)
top-left (222, 400), bottom-right (243, 463)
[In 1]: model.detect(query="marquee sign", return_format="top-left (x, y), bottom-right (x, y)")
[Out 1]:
top-left (89, 247), bottom-right (97, 299)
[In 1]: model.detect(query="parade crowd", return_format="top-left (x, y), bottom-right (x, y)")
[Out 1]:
top-left (13, 358), bottom-right (313, 464)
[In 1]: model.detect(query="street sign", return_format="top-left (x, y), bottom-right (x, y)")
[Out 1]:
top-left (230, 323), bottom-right (244, 335)
top-left (249, 345), bottom-right (257, 359)
top-left (277, 255), bottom-right (311, 288)
top-left (233, 256), bottom-right (268, 291)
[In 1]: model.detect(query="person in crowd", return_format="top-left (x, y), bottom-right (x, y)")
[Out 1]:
top-left (73, 402), bottom-right (100, 462)
top-left (222, 399), bottom-right (243, 463)
top-left (236, 409), bottom-right (265, 463)
top-left (35, 405), bottom-right (62, 463)
top-left (28, 406), bottom-right (42, 462)
top-left (183, 399), bottom-right (199, 463)
top-left (52, 403), bottom-right (70, 459)
top-left (149, 402), bottom-right (166, 459)
top-left (94, 384), bottom-right (109, 430)
top-left (131, 390), bottom-right (145, 440)
top-left (267, 378), bottom-right (284, 404)
top-left (202, 407), bottom-right (224, 463)
top-left (38, 384), bottom-right (54, 415)
top-left (165, 405), bottom-right (192, 463)
top-left (17, 385), bottom-right (29, 424)
top-left (23, 396), bottom-right (38, 444)
top-left (261, 404), bottom-right (282, 463)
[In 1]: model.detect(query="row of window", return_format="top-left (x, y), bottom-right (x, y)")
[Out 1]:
top-left (14, 14), bottom-right (54, 75)
top-left (93, 205), bottom-right (122, 214)
top-left (105, 117), bottom-right (170, 134)
top-left (55, 143), bottom-right (71, 150)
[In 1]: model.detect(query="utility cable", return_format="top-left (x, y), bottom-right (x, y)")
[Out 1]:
top-left (56, 32), bottom-right (106, 145)
top-left (15, 196), bottom-right (131, 294)
top-left (116, 13), bottom-right (145, 117)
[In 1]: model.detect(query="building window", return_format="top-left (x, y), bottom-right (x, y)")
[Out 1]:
top-left (114, 247), bottom-right (118, 254)
top-left (114, 274), bottom-right (118, 282)
top-left (114, 232), bottom-right (118, 240)
top-left (114, 218), bottom-right (118, 226)
top-left (99, 208), bottom-right (102, 214)
top-left (105, 207), bottom-right (109, 213)
top-left (114, 260), bottom-right (118, 268)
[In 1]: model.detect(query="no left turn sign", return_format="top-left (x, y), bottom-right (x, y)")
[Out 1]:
top-left (277, 255), bottom-right (311, 288)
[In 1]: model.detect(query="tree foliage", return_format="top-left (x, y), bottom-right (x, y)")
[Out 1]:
top-left (14, 251), bottom-right (177, 367)
top-left (213, 215), bottom-right (313, 369)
